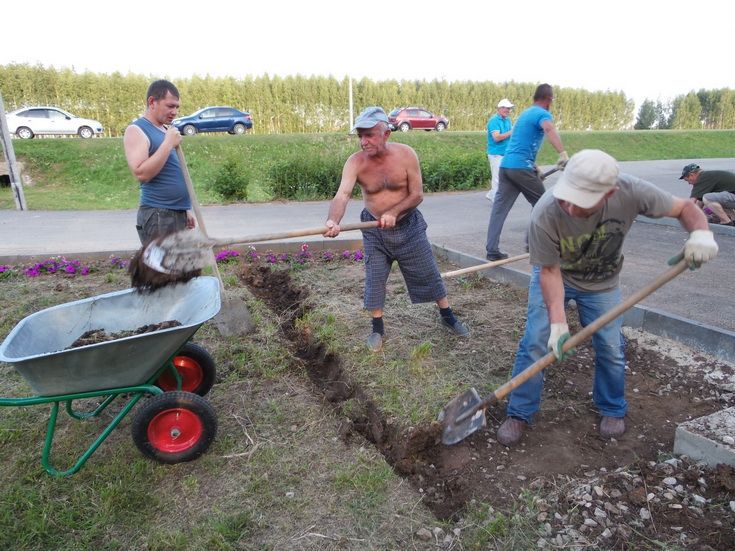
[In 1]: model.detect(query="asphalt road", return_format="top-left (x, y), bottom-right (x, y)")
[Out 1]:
top-left (2, 158), bottom-right (734, 332)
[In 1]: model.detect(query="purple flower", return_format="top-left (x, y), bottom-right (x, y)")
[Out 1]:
top-left (321, 251), bottom-right (335, 262)
top-left (352, 250), bottom-right (364, 261)
top-left (81, 267), bottom-right (91, 275)
top-left (265, 252), bottom-right (278, 264)
top-left (24, 266), bottom-right (41, 277)
top-left (341, 250), bottom-right (352, 259)
top-left (246, 247), bottom-right (260, 261)
top-left (216, 249), bottom-right (240, 263)
top-left (278, 253), bottom-right (290, 262)
top-left (0, 265), bottom-right (11, 273)
top-left (64, 264), bottom-right (77, 274)
top-left (109, 255), bottom-right (128, 269)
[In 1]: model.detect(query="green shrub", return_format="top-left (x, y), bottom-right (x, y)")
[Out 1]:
top-left (210, 157), bottom-right (249, 200)
top-left (421, 153), bottom-right (488, 192)
top-left (268, 154), bottom-right (343, 200)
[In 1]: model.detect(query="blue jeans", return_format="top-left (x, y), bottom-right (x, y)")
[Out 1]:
top-left (506, 266), bottom-right (627, 421)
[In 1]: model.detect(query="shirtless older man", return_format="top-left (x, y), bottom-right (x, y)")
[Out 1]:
top-left (323, 106), bottom-right (469, 351)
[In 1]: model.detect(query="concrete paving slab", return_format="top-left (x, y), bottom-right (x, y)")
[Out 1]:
top-left (674, 407), bottom-right (735, 468)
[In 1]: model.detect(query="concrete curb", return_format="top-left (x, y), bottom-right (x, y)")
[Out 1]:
top-left (432, 243), bottom-right (735, 363)
top-left (674, 407), bottom-right (735, 468)
top-left (636, 215), bottom-right (735, 237)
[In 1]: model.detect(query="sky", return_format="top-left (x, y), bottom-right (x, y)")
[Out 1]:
top-left (3, 0), bottom-right (732, 110)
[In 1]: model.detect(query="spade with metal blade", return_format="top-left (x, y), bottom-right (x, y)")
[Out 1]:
top-left (139, 220), bottom-right (379, 277)
top-left (440, 258), bottom-right (690, 445)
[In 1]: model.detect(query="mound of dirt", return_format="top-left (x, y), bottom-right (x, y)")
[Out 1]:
top-left (69, 320), bottom-right (182, 348)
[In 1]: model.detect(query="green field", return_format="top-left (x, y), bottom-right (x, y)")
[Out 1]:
top-left (2, 129), bottom-right (733, 210)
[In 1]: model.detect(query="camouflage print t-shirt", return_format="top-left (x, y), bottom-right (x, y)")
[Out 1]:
top-left (529, 173), bottom-right (673, 292)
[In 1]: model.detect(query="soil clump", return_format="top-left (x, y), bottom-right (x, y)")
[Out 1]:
top-left (69, 320), bottom-right (182, 348)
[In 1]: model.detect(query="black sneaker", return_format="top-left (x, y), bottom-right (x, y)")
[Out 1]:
top-left (366, 332), bottom-right (383, 352)
top-left (441, 318), bottom-right (470, 337)
top-left (486, 252), bottom-right (509, 261)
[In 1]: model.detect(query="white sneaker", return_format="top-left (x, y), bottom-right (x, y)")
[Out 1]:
top-left (485, 191), bottom-right (494, 201)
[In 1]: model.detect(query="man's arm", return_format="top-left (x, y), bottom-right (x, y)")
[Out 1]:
top-left (324, 157), bottom-right (359, 237)
top-left (539, 265), bottom-right (566, 324)
top-left (539, 264), bottom-right (573, 360)
top-left (379, 147), bottom-right (424, 227)
top-left (123, 125), bottom-right (181, 183)
top-left (667, 196), bottom-right (718, 268)
top-left (491, 129), bottom-right (511, 143)
top-left (667, 196), bottom-right (709, 232)
top-left (540, 120), bottom-right (568, 166)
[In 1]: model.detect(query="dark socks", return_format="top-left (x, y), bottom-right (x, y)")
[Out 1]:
top-left (440, 307), bottom-right (457, 326)
top-left (371, 316), bottom-right (384, 335)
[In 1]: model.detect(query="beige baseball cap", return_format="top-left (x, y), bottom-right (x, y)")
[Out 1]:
top-left (552, 150), bottom-right (620, 209)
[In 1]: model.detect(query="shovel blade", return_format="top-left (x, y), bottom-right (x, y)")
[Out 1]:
top-left (439, 388), bottom-right (487, 445)
top-left (143, 229), bottom-right (218, 275)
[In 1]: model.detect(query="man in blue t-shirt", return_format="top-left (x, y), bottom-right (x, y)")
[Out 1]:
top-left (486, 98), bottom-right (514, 202)
top-left (124, 79), bottom-right (194, 245)
top-left (485, 84), bottom-right (568, 261)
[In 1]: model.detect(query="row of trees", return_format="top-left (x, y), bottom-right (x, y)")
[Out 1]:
top-left (1, 63), bottom-right (732, 136)
top-left (634, 89), bottom-right (735, 129)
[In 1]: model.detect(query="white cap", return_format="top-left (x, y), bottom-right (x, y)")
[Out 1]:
top-left (497, 98), bottom-right (514, 108)
top-left (552, 150), bottom-right (619, 209)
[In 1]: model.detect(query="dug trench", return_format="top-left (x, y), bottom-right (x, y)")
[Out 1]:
top-left (240, 263), bottom-right (735, 546)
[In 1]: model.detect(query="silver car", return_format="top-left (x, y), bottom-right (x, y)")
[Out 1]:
top-left (5, 106), bottom-right (104, 139)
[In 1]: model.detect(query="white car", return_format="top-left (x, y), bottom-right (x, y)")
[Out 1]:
top-left (5, 106), bottom-right (104, 139)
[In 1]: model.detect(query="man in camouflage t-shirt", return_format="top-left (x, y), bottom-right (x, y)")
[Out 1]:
top-left (496, 150), bottom-right (719, 446)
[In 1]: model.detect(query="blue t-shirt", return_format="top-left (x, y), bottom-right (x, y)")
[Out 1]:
top-left (486, 113), bottom-right (512, 155)
top-left (500, 105), bottom-right (552, 170)
top-left (133, 118), bottom-right (191, 210)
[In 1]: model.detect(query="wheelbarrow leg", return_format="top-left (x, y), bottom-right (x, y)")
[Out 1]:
top-left (40, 386), bottom-right (163, 477)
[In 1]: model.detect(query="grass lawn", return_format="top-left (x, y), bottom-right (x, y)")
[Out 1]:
top-left (2, 129), bottom-right (733, 210)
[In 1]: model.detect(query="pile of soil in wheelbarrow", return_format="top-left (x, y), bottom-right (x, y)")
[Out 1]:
top-left (69, 320), bottom-right (182, 348)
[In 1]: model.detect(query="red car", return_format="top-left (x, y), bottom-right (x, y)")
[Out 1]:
top-left (388, 107), bottom-right (449, 132)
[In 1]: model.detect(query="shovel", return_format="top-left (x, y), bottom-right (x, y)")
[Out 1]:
top-left (440, 258), bottom-right (690, 445)
top-left (175, 145), bottom-right (256, 336)
top-left (141, 220), bottom-right (379, 276)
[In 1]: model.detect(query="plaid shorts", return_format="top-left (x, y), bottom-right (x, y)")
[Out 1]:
top-left (360, 208), bottom-right (446, 310)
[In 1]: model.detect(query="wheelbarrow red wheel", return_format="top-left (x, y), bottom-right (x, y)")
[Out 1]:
top-left (156, 342), bottom-right (216, 396)
top-left (132, 391), bottom-right (217, 464)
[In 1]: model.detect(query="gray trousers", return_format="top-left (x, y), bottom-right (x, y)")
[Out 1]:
top-left (485, 168), bottom-right (545, 255)
top-left (136, 206), bottom-right (188, 245)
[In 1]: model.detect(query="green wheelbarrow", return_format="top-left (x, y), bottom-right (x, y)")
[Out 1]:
top-left (0, 276), bottom-right (222, 477)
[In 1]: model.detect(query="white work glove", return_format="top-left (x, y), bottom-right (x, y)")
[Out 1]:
top-left (547, 322), bottom-right (573, 361)
top-left (556, 151), bottom-right (569, 169)
top-left (669, 229), bottom-right (718, 270)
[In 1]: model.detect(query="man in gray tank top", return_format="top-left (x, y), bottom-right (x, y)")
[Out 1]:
top-left (496, 150), bottom-right (719, 446)
top-left (123, 79), bottom-right (194, 244)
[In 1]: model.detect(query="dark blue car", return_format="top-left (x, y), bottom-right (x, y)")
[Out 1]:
top-left (172, 106), bottom-right (253, 136)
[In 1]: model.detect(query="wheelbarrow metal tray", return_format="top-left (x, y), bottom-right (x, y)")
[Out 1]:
top-left (0, 277), bottom-right (221, 396)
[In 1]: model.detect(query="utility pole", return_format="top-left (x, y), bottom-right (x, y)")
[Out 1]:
top-left (348, 76), bottom-right (354, 133)
top-left (0, 92), bottom-right (26, 210)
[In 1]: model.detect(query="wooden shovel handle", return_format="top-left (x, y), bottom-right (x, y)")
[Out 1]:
top-left (176, 146), bottom-right (208, 235)
top-left (210, 221), bottom-right (379, 247)
top-left (481, 259), bottom-right (689, 409)
top-left (175, 145), bottom-right (227, 291)
top-left (441, 253), bottom-right (529, 278)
